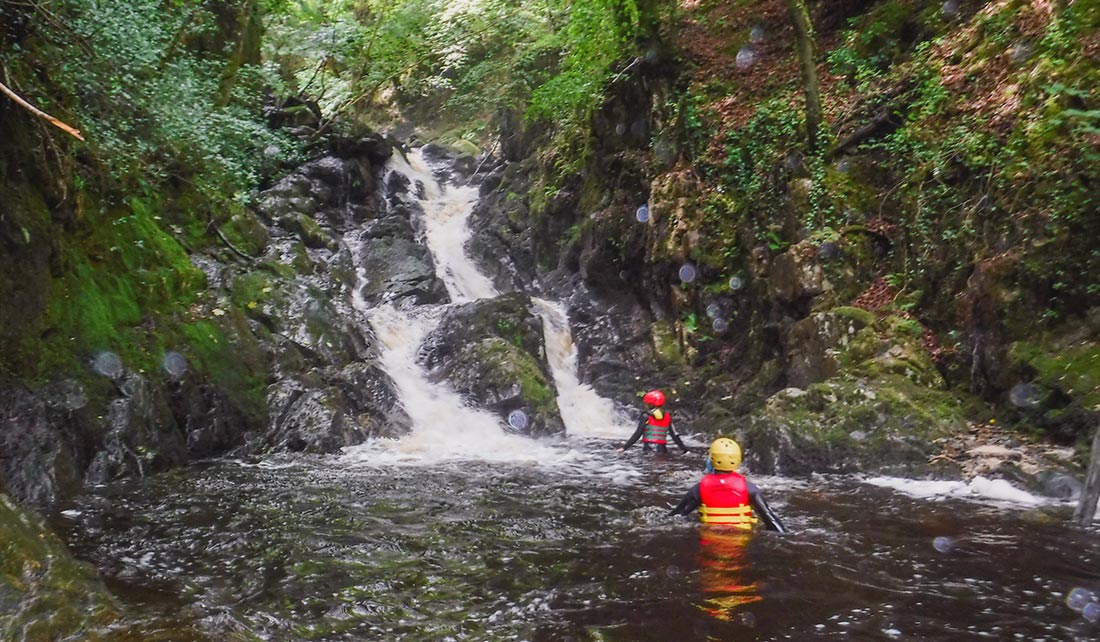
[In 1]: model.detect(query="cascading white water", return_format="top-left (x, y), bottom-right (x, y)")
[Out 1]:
top-left (531, 298), bottom-right (633, 440)
top-left (342, 148), bottom-right (638, 476)
top-left (386, 150), bottom-right (497, 303)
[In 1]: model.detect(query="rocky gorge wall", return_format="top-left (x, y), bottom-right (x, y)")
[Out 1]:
top-left (463, 0), bottom-right (1099, 492)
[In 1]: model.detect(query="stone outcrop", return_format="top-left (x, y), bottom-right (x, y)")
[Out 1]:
top-left (419, 293), bottom-right (564, 436)
top-left (0, 492), bottom-right (120, 641)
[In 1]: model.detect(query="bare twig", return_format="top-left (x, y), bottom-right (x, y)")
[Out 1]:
top-left (0, 76), bottom-right (84, 140)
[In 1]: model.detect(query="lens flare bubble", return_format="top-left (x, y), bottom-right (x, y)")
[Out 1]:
top-left (932, 536), bottom-right (955, 554)
top-left (508, 410), bottom-right (529, 430)
top-left (616, 123), bottom-right (627, 136)
top-left (942, 0), bottom-right (960, 17)
top-left (736, 46), bottom-right (757, 70)
top-left (665, 565), bottom-right (681, 578)
top-left (679, 264), bottom-right (697, 283)
top-left (712, 318), bottom-right (730, 333)
top-left (836, 158), bottom-right (851, 173)
top-left (1067, 587), bottom-right (1092, 612)
top-left (729, 276), bottom-right (744, 291)
top-left (1083, 602), bottom-right (1100, 623)
top-left (92, 352), bottom-right (124, 379)
top-left (1009, 383), bottom-right (1042, 409)
top-left (161, 351), bottom-right (188, 380)
top-left (738, 612), bottom-right (757, 627)
top-left (750, 24), bottom-right (765, 43)
top-left (706, 303), bottom-right (722, 319)
top-left (635, 204), bottom-right (650, 222)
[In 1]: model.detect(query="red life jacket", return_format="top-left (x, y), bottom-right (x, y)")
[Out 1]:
top-left (642, 409), bottom-right (672, 444)
top-left (699, 472), bottom-right (757, 529)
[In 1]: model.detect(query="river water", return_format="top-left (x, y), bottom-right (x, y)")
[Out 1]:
top-left (52, 151), bottom-right (1100, 641)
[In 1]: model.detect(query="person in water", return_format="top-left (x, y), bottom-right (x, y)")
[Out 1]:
top-left (669, 437), bottom-right (785, 532)
top-left (619, 389), bottom-right (690, 454)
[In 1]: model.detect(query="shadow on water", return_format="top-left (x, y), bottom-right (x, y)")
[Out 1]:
top-left (52, 450), bottom-right (1100, 642)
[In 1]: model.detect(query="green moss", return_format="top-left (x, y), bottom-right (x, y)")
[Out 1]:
top-left (650, 320), bottom-right (684, 365)
top-left (221, 208), bottom-right (270, 257)
top-left (3, 191), bottom-right (206, 383)
top-left (474, 337), bottom-right (557, 416)
top-left (181, 316), bottom-right (269, 419)
top-left (1011, 340), bottom-right (1100, 410)
top-left (831, 306), bottom-right (876, 328)
top-left (1, 495), bottom-right (119, 638)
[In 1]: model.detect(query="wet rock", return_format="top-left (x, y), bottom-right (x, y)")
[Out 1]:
top-left (1034, 471), bottom-right (1083, 501)
top-left (784, 308), bottom-right (942, 390)
top-left (420, 142), bottom-right (479, 183)
top-left (466, 164), bottom-right (538, 293)
top-left (85, 375), bottom-right (189, 485)
top-left (266, 378), bottom-right (352, 453)
top-left (558, 278), bottom-right (658, 407)
top-left (327, 132), bottom-right (394, 168)
top-left (332, 362), bottom-right (412, 438)
top-left (0, 493), bottom-right (120, 640)
top-left (166, 377), bottom-right (259, 460)
top-left (420, 293), bottom-right (564, 435)
top-left (741, 375), bottom-right (967, 476)
top-left (222, 209), bottom-right (270, 257)
top-left (767, 242), bottom-right (828, 307)
top-left (256, 150), bottom-right (387, 233)
top-left (0, 382), bottom-right (94, 510)
top-left (356, 237), bottom-right (448, 306)
top-left (281, 213), bottom-right (335, 250)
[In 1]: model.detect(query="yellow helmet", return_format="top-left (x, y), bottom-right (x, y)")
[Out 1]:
top-left (708, 438), bottom-right (742, 472)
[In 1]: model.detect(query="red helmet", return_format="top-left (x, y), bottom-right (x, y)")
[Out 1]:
top-left (643, 389), bottom-right (666, 407)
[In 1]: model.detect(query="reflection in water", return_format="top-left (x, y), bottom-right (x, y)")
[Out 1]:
top-left (54, 459), bottom-right (1100, 641)
top-left (695, 527), bottom-right (761, 622)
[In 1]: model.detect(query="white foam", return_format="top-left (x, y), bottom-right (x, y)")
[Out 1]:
top-left (531, 298), bottom-right (633, 441)
top-left (340, 156), bottom-right (643, 479)
top-left (862, 475), bottom-right (1048, 507)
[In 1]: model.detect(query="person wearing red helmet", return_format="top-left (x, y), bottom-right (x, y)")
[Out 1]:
top-left (618, 389), bottom-right (689, 454)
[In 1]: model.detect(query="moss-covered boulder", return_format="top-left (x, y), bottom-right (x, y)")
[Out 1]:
top-left (740, 374), bottom-right (970, 476)
top-left (784, 307), bottom-right (943, 390)
top-left (0, 493), bottom-right (119, 641)
top-left (1004, 308), bottom-right (1100, 445)
top-left (420, 293), bottom-right (564, 435)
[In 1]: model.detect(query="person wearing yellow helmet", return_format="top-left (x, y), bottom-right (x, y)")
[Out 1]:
top-left (618, 389), bottom-right (690, 455)
top-left (668, 437), bottom-right (785, 532)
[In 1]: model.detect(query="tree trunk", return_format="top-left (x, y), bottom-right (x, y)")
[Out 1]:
top-left (1074, 422), bottom-right (1100, 526)
top-left (215, 0), bottom-right (264, 108)
top-left (785, 0), bottom-right (823, 151)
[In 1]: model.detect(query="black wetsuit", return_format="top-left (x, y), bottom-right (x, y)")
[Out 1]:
top-left (668, 478), bottom-right (786, 533)
top-left (622, 411), bottom-right (689, 454)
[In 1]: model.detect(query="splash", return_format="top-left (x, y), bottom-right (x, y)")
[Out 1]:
top-left (531, 298), bottom-right (633, 441)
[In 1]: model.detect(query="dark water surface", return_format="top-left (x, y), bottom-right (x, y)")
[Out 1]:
top-left (54, 444), bottom-right (1100, 641)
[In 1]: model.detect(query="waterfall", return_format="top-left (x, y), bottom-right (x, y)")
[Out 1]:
top-left (386, 150), bottom-right (497, 303)
top-left (531, 298), bottom-right (633, 440)
top-left (342, 148), bottom-right (635, 470)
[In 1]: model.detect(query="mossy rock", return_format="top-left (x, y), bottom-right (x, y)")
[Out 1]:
top-left (1009, 338), bottom-right (1100, 412)
top-left (278, 213), bottom-right (334, 250)
top-left (650, 320), bottom-right (684, 365)
top-left (1, 494), bottom-right (120, 639)
top-left (740, 374), bottom-right (969, 476)
top-left (221, 209), bottom-right (270, 257)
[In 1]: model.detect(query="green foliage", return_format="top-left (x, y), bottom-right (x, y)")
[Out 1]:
top-left (526, 0), bottom-right (643, 131)
top-left (3, 0), bottom-right (296, 207)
